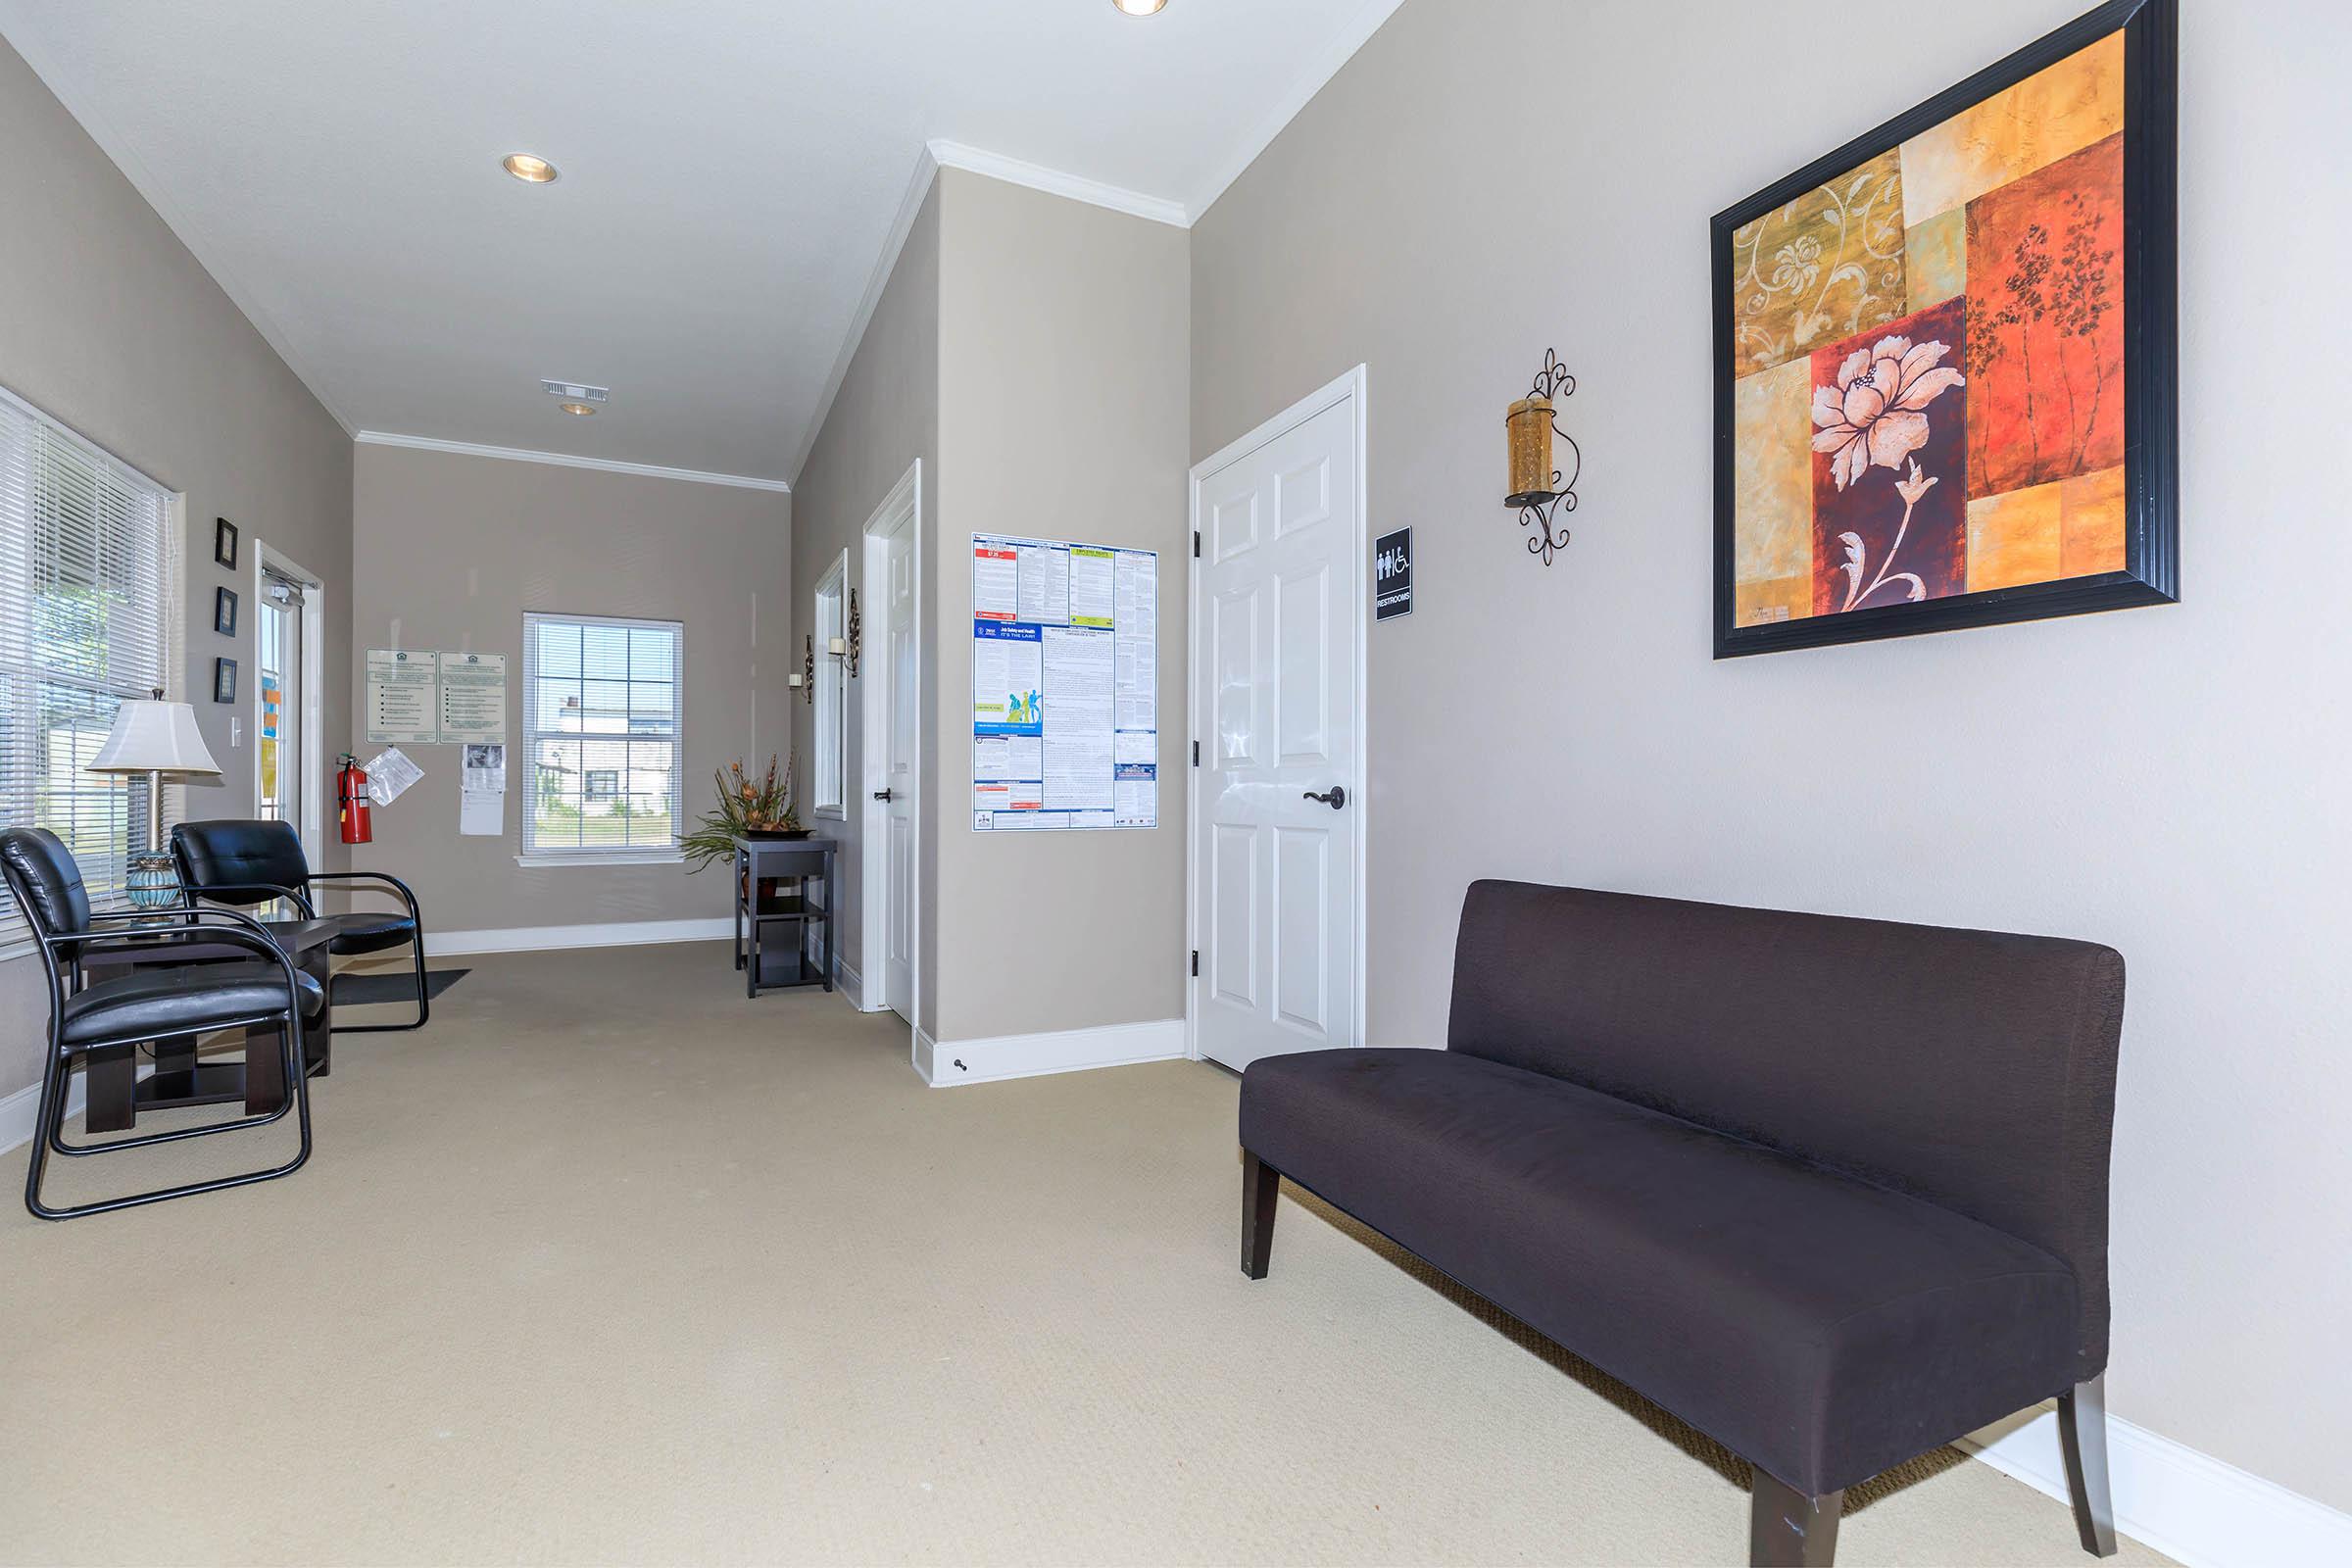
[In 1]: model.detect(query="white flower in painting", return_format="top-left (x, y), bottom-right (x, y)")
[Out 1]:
top-left (1893, 459), bottom-right (1938, 508)
top-left (1837, 531), bottom-right (1865, 605)
top-left (1810, 336), bottom-right (1965, 491)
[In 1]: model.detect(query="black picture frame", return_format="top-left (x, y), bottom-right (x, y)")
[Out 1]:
top-left (215, 586), bottom-right (238, 638)
top-left (214, 516), bottom-right (238, 569)
top-left (1710, 0), bottom-right (2177, 659)
top-left (213, 657), bottom-right (237, 704)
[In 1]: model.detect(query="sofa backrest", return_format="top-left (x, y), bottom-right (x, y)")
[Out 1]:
top-left (1446, 879), bottom-right (2125, 1377)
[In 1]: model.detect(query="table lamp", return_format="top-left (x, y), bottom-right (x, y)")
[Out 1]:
top-left (86, 693), bottom-right (222, 907)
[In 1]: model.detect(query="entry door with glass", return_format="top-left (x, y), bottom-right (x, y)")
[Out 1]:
top-left (256, 570), bottom-right (304, 832)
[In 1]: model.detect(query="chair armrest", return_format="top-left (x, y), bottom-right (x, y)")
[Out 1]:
top-left (184, 881), bottom-right (318, 918)
top-left (55, 908), bottom-right (308, 1013)
top-left (304, 869), bottom-right (422, 921)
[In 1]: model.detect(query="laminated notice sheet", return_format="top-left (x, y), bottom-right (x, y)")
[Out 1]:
top-left (971, 533), bottom-right (1156, 831)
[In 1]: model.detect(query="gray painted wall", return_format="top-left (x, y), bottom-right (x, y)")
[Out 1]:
top-left (0, 34), bottom-right (354, 1100)
top-left (932, 170), bottom-right (1190, 1045)
top-left (790, 183), bottom-right (941, 1033)
top-left (1189, 0), bottom-right (2352, 1513)
top-left (788, 170), bottom-right (1189, 1049)
top-left (349, 444), bottom-right (789, 936)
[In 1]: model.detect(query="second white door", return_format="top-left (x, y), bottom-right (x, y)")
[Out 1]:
top-left (878, 507), bottom-right (918, 1022)
top-left (1193, 379), bottom-right (1363, 1072)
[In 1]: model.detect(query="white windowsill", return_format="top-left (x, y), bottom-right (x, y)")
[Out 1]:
top-left (514, 851), bottom-right (685, 868)
top-left (814, 806), bottom-right (847, 821)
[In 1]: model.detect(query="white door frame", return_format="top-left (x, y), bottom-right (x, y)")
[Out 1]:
top-left (1184, 366), bottom-right (1371, 1065)
top-left (253, 541), bottom-right (327, 863)
top-left (858, 460), bottom-right (923, 1049)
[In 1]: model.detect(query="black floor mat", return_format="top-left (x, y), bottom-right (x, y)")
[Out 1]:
top-left (332, 967), bottom-right (469, 1007)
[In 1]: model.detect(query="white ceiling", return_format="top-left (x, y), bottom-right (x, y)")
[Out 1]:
top-left (0, 0), bottom-right (1405, 487)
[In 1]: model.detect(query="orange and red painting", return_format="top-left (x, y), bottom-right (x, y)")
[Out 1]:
top-left (1716, 3), bottom-right (2174, 656)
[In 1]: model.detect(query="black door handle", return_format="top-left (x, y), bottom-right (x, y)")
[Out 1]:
top-left (1302, 786), bottom-right (1348, 809)
top-left (873, 789), bottom-right (895, 802)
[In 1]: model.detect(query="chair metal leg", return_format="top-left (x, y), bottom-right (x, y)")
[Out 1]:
top-left (2059, 1377), bottom-right (2120, 1557)
top-left (1242, 1151), bottom-right (1279, 1280)
top-left (25, 1013), bottom-right (315, 1221)
top-left (22, 1039), bottom-right (71, 1218)
top-left (1750, 1471), bottom-right (1841, 1567)
top-left (332, 933), bottom-right (432, 1032)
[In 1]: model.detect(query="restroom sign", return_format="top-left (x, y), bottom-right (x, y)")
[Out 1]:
top-left (1374, 527), bottom-right (1413, 621)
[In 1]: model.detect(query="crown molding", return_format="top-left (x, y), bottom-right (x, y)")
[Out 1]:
top-left (926, 139), bottom-right (1190, 228)
top-left (788, 145), bottom-right (942, 485)
top-left (0, 6), bottom-right (360, 437)
top-left (355, 431), bottom-right (791, 494)
top-left (1183, 0), bottom-right (1410, 224)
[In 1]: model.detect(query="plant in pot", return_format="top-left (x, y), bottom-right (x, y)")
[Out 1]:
top-left (684, 755), bottom-right (806, 899)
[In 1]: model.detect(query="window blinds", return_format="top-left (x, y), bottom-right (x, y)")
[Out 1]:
top-left (520, 612), bottom-right (684, 858)
top-left (0, 384), bottom-right (177, 949)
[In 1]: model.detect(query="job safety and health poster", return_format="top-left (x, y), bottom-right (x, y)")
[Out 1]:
top-left (971, 533), bottom-right (1156, 831)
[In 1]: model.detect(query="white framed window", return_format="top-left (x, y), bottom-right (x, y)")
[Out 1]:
top-left (812, 551), bottom-right (847, 818)
top-left (519, 612), bottom-right (683, 864)
top-left (0, 384), bottom-right (180, 955)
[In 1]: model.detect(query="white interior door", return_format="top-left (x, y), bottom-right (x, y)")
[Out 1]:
top-left (256, 575), bottom-right (301, 830)
top-left (1193, 384), bottom-right (1362, 1072)
top-left (879, 513), bottom-right (918, 1022)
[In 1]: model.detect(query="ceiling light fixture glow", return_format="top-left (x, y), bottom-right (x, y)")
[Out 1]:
top-left (1111, 0), bottom-right (1167, 15)
top-left (503, 153), bottom-right (559, 184)
top-left (558, 401), bottom-right (597, 416)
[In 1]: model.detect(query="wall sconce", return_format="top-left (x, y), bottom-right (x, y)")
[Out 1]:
top-left (845, 589), bottom-right (861, 677)
top-left (1505, 349), bottom-right (1582, 566)
top-left (800, 633), bottom-right (815, 704)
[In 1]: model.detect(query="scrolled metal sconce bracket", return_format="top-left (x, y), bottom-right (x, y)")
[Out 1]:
top-left (802, 633), bottom-right (815, 705)
top-left (845, 589), bottom-right (861, 678)
top-left (1505, 348), bottom-right (1583, 566)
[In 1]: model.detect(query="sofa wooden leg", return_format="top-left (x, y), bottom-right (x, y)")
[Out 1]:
top-left (2058, 1376), bottom-right (2120, 1557)
top-left (1750, 1471), bottom-right (1840, 1567)
top-left (1241, 1151), bottom-right (1279, 1280)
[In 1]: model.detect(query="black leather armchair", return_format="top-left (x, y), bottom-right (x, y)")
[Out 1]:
top-left (172, 818), bottom-right (430, 1031)
top-left (2, 826), bottom-right (319, 1220)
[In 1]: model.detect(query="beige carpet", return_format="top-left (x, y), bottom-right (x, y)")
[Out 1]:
top-left (0, 943), bottom-right (2171, 1567)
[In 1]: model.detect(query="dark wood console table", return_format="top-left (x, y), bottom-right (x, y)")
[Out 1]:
top-left (77, 916), bottom-right (339, 1131)
top-left (733, 836), bottom-right (838, 997)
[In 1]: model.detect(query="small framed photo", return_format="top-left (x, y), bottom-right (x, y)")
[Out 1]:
top-left (214, 586), bottom-right (238, 637)
top-left (214, 516), bottom-right (238, 569)
top-left (213, 657), bottom-right (237, 704)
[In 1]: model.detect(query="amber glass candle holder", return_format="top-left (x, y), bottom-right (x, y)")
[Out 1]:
top-left (1507, 395), bottom-right (1556, 506)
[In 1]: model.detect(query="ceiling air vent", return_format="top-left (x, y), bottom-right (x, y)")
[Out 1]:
top-left (540, 380), bottom-right (610, 403)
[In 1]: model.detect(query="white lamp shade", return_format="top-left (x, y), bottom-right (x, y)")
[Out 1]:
top-left (87, 699), bottom-right (222, 778)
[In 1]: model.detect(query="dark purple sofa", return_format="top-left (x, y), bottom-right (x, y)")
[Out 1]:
top-left (1237, 880), bottom-right (2126, 1566)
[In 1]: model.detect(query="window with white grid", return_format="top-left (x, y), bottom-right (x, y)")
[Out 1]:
top-left (520, 612), bottom-right (683, 861)
top-left (0, 385), bottom-right (178, 952)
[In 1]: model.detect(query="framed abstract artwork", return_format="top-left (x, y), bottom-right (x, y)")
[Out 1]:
top-left (1712, 0), bottom-right (2177, 658)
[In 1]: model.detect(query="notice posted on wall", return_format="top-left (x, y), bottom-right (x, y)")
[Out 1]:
top-left (971, 532), bottom-right (1156, 832)
top-left (366, 649), bottom-right (438, 744)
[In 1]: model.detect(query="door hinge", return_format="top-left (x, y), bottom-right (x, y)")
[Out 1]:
top-left (1193, 530), bottom-right (1200, 559)
top-left (1190, 949), bottom-right (1199, 977)
top-left (1192, 740), bottom-right (1200, 767)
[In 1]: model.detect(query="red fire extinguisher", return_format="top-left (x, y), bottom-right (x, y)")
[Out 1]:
top-left (338, 754), bottom-right (373, 844)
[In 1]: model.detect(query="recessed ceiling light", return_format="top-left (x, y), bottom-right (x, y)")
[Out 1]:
top-left (558, 402), bottom-right (597, 417)
top-left (503, 153), bottom-right (559, 184)
top-left (1111, 0), bottom-right (1167, 15)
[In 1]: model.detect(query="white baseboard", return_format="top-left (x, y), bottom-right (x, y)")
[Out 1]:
top-left (1960, 1403), bottom-right (2352, 1568)
top-left (836, 956), bottom-right (887, 1012)
top-left (914, 1017), bottom-right (1184, 1087)
top-left (431, 917), bottom-right (732, 956)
